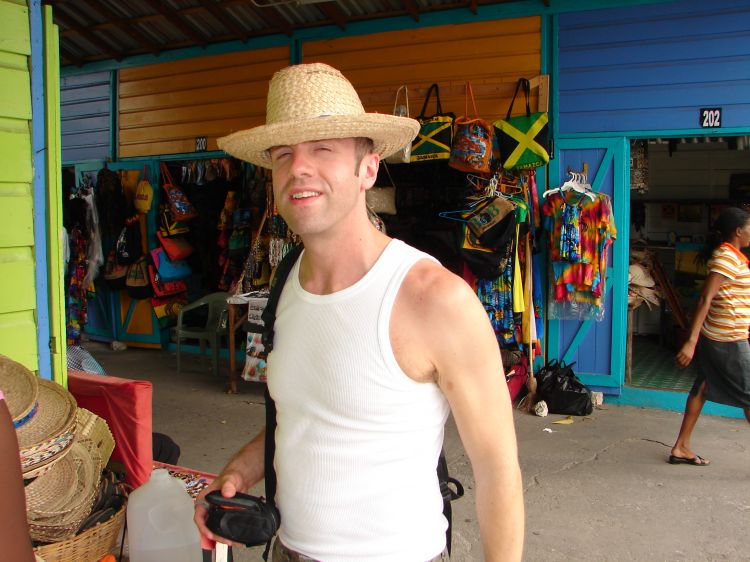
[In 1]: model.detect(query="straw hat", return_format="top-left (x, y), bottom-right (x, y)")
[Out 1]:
top-left (628, 263), bottom-right (655, 287)
top-left (218, 63), bottom-right (420, 168)
top-left (0, 355), bottom-right (78, 476)
top-left (0, 354), bottom-right (39, 425)
top-left (27, 438), bottom-right (103, 543)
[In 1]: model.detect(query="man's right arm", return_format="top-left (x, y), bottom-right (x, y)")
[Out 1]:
top-left (193, 427), bottom-right (266, 545)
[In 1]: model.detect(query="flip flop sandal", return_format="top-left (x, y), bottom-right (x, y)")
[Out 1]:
top-left (668, 454), bottom-right (709, 466)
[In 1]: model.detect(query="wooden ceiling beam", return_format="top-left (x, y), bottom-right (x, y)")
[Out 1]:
top-left (51, 6), bottom-right (124, 61)
top-left (58, 43), bottom-right (82, 67)
top-left (317, 2), bottom-right (347, 31)
top-left (403, 0), bottom-right (420, 22)
top-left (251, 6), bottom-right (294, 36)
top-left (79, 0), bottom-right (162, 56)
top-left (144, 0), bottom-right (208, 49)
top-left (196, 0), bottom-right (249, 43)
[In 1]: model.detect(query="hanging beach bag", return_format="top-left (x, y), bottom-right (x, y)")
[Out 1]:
top-left (160, 162), bottom-right (198, 221)
top-left (134, 167), bottom-right (154, 214)
top-left (464, 196), bottom-right (517, 251)
top-left (494, 78), bottom-right (549, 170)
top-left (156, 231), bottom-right (194, 262)
top-left (148, 264), bottom-right (187, 297)
top-left (125, 258), bottom-right (153, 300)
top-left (449, 82), bottom-right (494, 174)
top-left (103, 250), bottom-right (127, 289)
top-left (158, 204), bottom-right (190, 237)
top-left (151, 247), bottom-right (192, 282)
top-left (385, 86), bottom-right (412, 164)
top-left (115, 220), bottom-right (142, 265)
top-left (410, 84), bottom-right (454, 162)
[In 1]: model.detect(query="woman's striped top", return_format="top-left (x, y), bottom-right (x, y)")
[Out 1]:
top-left (702, 242), bottom-right (750, 341)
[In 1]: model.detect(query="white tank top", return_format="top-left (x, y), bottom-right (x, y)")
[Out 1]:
top-left (267, 239), bottom-right (450, 562)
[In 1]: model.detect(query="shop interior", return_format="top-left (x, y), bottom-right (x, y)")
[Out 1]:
top-left (61, 151), bottom-right (542, 394)
top-left (627, 135), bottom-right (750, 391)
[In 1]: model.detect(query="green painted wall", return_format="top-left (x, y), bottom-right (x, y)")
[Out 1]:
top-left (0, 0), bottom-right (38, 371)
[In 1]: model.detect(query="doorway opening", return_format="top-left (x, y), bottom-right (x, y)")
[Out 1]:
top-left (627, 135), bottom-right (750, 391)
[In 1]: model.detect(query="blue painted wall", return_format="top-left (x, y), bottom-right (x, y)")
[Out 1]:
top-left (558, 0), bottom-right (750, 135)
top-left (60, 71), bottom-right (112, 163)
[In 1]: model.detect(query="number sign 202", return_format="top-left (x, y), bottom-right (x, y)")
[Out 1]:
top-left (699, 108), bottom-right (721, 128)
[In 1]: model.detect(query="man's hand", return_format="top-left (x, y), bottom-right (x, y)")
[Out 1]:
top-left (194, 470), bottom-right (249, 548)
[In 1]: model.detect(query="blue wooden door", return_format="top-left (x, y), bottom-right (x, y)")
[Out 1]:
top-left (545, 137), bottom-right (629, 392)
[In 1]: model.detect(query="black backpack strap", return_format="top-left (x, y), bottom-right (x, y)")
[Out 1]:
top-left (260, 243), bottom-right (303, 560)
top-left (437, 449), bottom-right (464, 556)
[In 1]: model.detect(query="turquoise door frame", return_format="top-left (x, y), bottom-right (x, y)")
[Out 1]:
top-left (545, 136), bottom-right (629, 392)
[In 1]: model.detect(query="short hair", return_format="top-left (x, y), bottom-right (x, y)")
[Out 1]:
top-left (353, 137), bottom-right (375, 176)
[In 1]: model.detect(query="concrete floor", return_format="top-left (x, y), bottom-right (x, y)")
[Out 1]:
top-left (85, 341), bottom-right (750, 562)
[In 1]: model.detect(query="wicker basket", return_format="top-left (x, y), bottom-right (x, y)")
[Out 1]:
top-left (33, 504), bottom-right (125, 562)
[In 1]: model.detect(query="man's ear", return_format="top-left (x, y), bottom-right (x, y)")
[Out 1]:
top-left (361, 153), bottom-right (380, 190)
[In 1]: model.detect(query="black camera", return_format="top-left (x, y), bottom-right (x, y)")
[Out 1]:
top-left (204, 491), bottom-right (280, 547)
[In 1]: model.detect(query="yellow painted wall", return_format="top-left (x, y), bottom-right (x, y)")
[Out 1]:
top-left (118, 47), bottom-right (290, 158)
top-left (0, 0), bottom-right (38, 371)
top-left (303, 17), bottom-right (542, 121)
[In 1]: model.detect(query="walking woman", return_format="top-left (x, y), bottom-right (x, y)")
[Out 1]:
top-left (671, 206), bottom-right (750, 466)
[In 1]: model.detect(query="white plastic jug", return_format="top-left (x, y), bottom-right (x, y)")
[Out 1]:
top-left (127, 468), bottom-right (202, 562)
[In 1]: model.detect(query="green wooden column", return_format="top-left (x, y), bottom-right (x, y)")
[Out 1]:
top-left (0, 0), bottom-right (39, 372)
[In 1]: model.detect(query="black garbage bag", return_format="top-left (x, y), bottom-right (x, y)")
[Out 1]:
top-left (535, 360), bottom-right (593, 416)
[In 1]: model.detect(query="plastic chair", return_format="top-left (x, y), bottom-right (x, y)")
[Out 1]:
top-left (175, 292), bottom-right (229, 377)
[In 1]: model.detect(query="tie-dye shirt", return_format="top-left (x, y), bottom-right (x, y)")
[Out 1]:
top-left (542, 190), bottom-right (617, 316)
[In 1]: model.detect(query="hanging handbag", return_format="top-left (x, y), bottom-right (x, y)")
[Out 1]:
top-left (151, 247), bottom-right (192, 282)
top-left (463, 196), bottom-right (517, 251)
top-left (115, 220), bottom-right (143, 265)
top-left (410, 84), bottom-right (455, 162)
top-left (150, 294), bottom-right (188, 321)
top-left (125, 258), bottom-right (153, 300)
top-left (449, 82), bottom-right (494, 174)
top-left (158, 204), bottom-right (190, 237)
top-left (160, 162), bottom-right (198, 221)
top-left (385, 86), bottom-right (412, 164)
top-left (134, 167), bottom-right (154, 214)
top-left (493, 78), bottom-right (549, 170)
top-left (156, 231), bottom-right (194, 261)
top-left (102, 250), bottom-right (127, 289)
top-left (148, 264), bottom-right (187, 297)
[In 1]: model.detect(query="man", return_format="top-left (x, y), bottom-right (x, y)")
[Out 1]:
top-left (195, 63), bottom-right (524, 561)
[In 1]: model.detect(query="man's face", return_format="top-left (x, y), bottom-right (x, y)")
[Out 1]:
top-left (268, 138), bottom-right (378, 237)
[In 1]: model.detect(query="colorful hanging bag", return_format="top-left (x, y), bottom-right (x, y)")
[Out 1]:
top-left (150, 247), bottom-right (192, 282)
top-left (410, 83), bottom-right (454, 162)
top-left (449, 82), bottom-right (494, 174)
top-left (156, 231), bottom-right (194, 261)
top-left (148, 264), bottom-right (187, 297)
top-left (125, 257), bottom-right (153, 299)
top-left (160, 162), bottom-right (198, 221)
top-left (494, 78), bottom-right (549, 170)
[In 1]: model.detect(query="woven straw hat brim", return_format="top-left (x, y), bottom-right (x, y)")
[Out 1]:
top-left (27, 438), bottom-right (102, 519)
top-left (0, 354), bottom-right (39, 423)
top-left (218, 113), bottom-right (420, 169)
top-left (17, 379), bottom-right (77, 475)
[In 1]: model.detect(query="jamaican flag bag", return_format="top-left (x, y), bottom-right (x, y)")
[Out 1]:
top-left (494, 78), bottom-right (549, 170)
top-left (410, 83), bottom-right (455, 162)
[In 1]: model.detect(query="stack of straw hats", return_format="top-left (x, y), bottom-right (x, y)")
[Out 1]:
top-left (0, 354), bottom-right (111, 543)
top-left (628, 263), bottom-right (661, 309)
